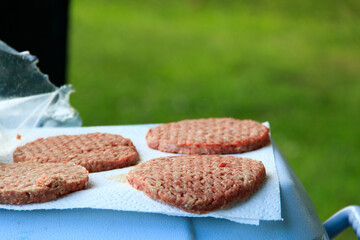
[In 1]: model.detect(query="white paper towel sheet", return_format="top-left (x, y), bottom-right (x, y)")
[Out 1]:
top-left (0, 123), bottom-right (282, 225)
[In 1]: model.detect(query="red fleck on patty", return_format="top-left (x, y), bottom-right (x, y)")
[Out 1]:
top-left (146, 118), bottom-right (270, 154)
top-left (127, 155), bottom-right (266, 214)
top-left (0, 162), bottom-right (88, 204)
top-left (13, 132), bottom-right (139, 172)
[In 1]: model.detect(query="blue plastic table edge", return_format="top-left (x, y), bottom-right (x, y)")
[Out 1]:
top-left (323, 205), bottom-right (360, 239)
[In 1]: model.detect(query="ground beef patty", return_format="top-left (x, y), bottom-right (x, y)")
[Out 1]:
top-left (146, 118), bottom-right (270, 154)
top-left (0, 162), bottom-right (88, 204)
top-left (13, 132), bottom-right (139, 172)
top-left (127, 155), bottom-right (266, 214)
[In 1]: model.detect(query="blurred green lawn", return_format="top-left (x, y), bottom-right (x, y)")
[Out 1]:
top-left (68, 0), bottom-right (360, 238)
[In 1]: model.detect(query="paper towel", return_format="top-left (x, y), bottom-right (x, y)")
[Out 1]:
top-left (0, 123), bottom-right (282, 225)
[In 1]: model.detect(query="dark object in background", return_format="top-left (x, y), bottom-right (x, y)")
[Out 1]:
top-left (0, 0), bottom-right (70, 87)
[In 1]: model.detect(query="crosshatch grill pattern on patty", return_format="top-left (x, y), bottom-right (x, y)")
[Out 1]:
top-left (146, 118), bottom-right (270, 154)
top-left (13, 132), bottom-right (139, 172)
top-left (0, 162), bottom-right (89, 204)
top-left (127, 155), bottom-right (266, 214)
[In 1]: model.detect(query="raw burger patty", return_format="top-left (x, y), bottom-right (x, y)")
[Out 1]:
top-left (127, 155), bottom-right (266, 214)
top-left (13, 132), bottom-right (139, 172)
top-left (0, 162), bottom-right (88, 204)
top-left (146, 118), bottom-right (270, 154)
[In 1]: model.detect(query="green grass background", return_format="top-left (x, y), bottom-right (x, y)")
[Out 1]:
top-left (68, 0), bottom-right (360, 238)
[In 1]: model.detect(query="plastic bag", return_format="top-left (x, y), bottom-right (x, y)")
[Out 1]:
top-left (0, 40), bottom-right (81, 159)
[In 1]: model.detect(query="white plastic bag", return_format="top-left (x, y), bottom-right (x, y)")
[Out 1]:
top-left (0, 40), bottom-right (81, 160)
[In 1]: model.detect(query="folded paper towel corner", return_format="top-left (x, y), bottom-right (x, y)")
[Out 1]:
top-left (0, 123), bottom-right (282, 225)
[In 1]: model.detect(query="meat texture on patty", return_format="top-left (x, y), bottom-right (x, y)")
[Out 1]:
top-left (0, 162), bottom-right (89, 204)
top-left (127, 155), bottom-right (266, 214)
top-left (13, 132), bottom-right (139, 172)
top-left (146, 118), bottom-right (270, 154)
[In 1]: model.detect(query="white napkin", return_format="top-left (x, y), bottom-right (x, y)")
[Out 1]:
top-left (0, 123), bottom-right (282, 225)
